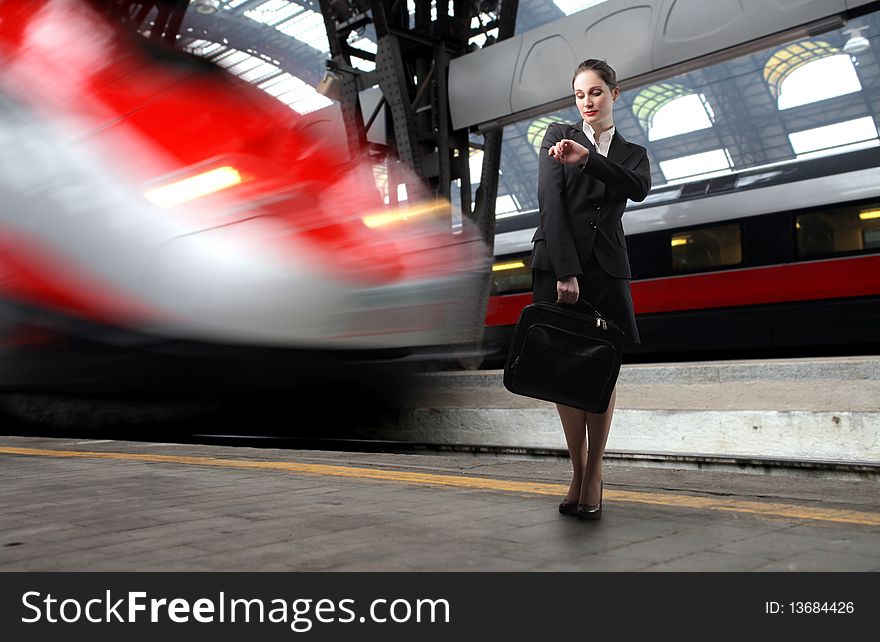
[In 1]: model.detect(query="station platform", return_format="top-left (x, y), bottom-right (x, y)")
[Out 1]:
top-left (360, 356), bottom-right (880, 479)
top-left (2, 435), bottom-right (879, 571)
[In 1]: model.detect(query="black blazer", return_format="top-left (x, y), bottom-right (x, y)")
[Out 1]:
top-left (530, 121), bottom-right (651, 279)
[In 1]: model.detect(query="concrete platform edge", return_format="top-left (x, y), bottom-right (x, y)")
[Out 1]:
top-left (369, 407), bottom-right (880, 466)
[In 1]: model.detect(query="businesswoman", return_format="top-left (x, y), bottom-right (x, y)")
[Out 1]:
top-left (531, 59), bottom-right (651, 520)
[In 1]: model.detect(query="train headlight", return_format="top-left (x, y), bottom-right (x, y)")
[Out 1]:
top-left (145, 166), bottom-right (242, 207)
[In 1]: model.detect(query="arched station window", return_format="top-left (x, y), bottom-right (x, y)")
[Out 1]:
top-left (764, 40), bottom-right (862, 110)
top-left (765, 41), bottom-right (875, 158)
top-left (632, 83), bottom-right (714, 141)
top-left (527, 117), bottom-right (559, 155)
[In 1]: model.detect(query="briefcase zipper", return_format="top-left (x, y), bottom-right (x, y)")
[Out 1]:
top-left (527, 303), bottom-right (620, 333)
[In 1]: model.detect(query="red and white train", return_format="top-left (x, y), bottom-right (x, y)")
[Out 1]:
top-left (0, 1), bottom-right (486, 401)
top-left (486, 146), bottom-right (880, 361)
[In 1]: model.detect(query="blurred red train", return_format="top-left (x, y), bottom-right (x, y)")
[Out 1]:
top-left (0, 0), bottom-right (487, 410)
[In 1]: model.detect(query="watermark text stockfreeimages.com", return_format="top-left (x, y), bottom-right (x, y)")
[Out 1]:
top-left (21, 590), bottom-right (450, 632)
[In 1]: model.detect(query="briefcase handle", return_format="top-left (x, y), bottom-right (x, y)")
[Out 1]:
top-left (571, 297), bottom-right (619, 331)
top-left (568, 296), bottom-right (603, 319)
top-left (549, 298), bottom-right (620, 333)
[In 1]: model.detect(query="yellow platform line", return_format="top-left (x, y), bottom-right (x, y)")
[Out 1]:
top-left (3, 445), bottom-right (878, 527)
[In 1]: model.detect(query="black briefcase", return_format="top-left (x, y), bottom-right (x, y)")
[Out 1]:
top-left (502, 298), bottom-right (624, 413)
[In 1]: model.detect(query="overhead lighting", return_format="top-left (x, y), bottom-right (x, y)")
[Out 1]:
top-left (191, 0), bottom-right (220, 15)
top-left (315, 70), bottom-right (342, 101)
top-left (671, 237), bottom-right (689, 247)
top-left (146, 166), bottom-right (242, 207)
top-left (860, 209), bottom-right (880, 221)
top-left (843, 26), bottom-right (870, 54)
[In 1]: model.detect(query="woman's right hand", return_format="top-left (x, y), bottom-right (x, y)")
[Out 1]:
top-left (548, 139), bottom-right (589, 165)
top-left (556, 275), bottom-right (579, 304)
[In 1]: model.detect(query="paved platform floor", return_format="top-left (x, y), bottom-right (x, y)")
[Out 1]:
top-left (2, 435), bottom-right (879, 571)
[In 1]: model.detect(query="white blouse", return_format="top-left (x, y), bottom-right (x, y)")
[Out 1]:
top-left (582, 121), bottom-right (615, 158)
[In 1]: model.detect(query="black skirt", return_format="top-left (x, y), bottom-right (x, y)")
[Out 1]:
top-left (532, 255), bottom-right (640, 347)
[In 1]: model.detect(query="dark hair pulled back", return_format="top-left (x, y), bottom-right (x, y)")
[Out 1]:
top-left (572, 59), bottom-right (618, 90)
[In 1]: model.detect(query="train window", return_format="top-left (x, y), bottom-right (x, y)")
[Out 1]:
top-left (706, 174), bottom-right (738, 195)
top-left (632, 186), bottom-right (682, 208)
top-left (680, 182), bottom-right (709, 199)
top-left (671, 224), bottom-right (742, 273)
top-left (491, 257), bottom-right (532, 294)
top-left (796, 206), bottom-right (880, 257)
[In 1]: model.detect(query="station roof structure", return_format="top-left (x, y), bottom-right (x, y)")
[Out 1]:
top-left (153, 1), bottom-right (878, 216)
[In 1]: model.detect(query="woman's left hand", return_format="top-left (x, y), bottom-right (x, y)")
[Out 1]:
top-left (548, 139), bottom-right (589, 165)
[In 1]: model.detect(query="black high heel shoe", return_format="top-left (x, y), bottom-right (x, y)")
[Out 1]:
top-left (558, 497), bottom-right (579, 516)
top-left (577, 482), bottom-right (603, 521)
